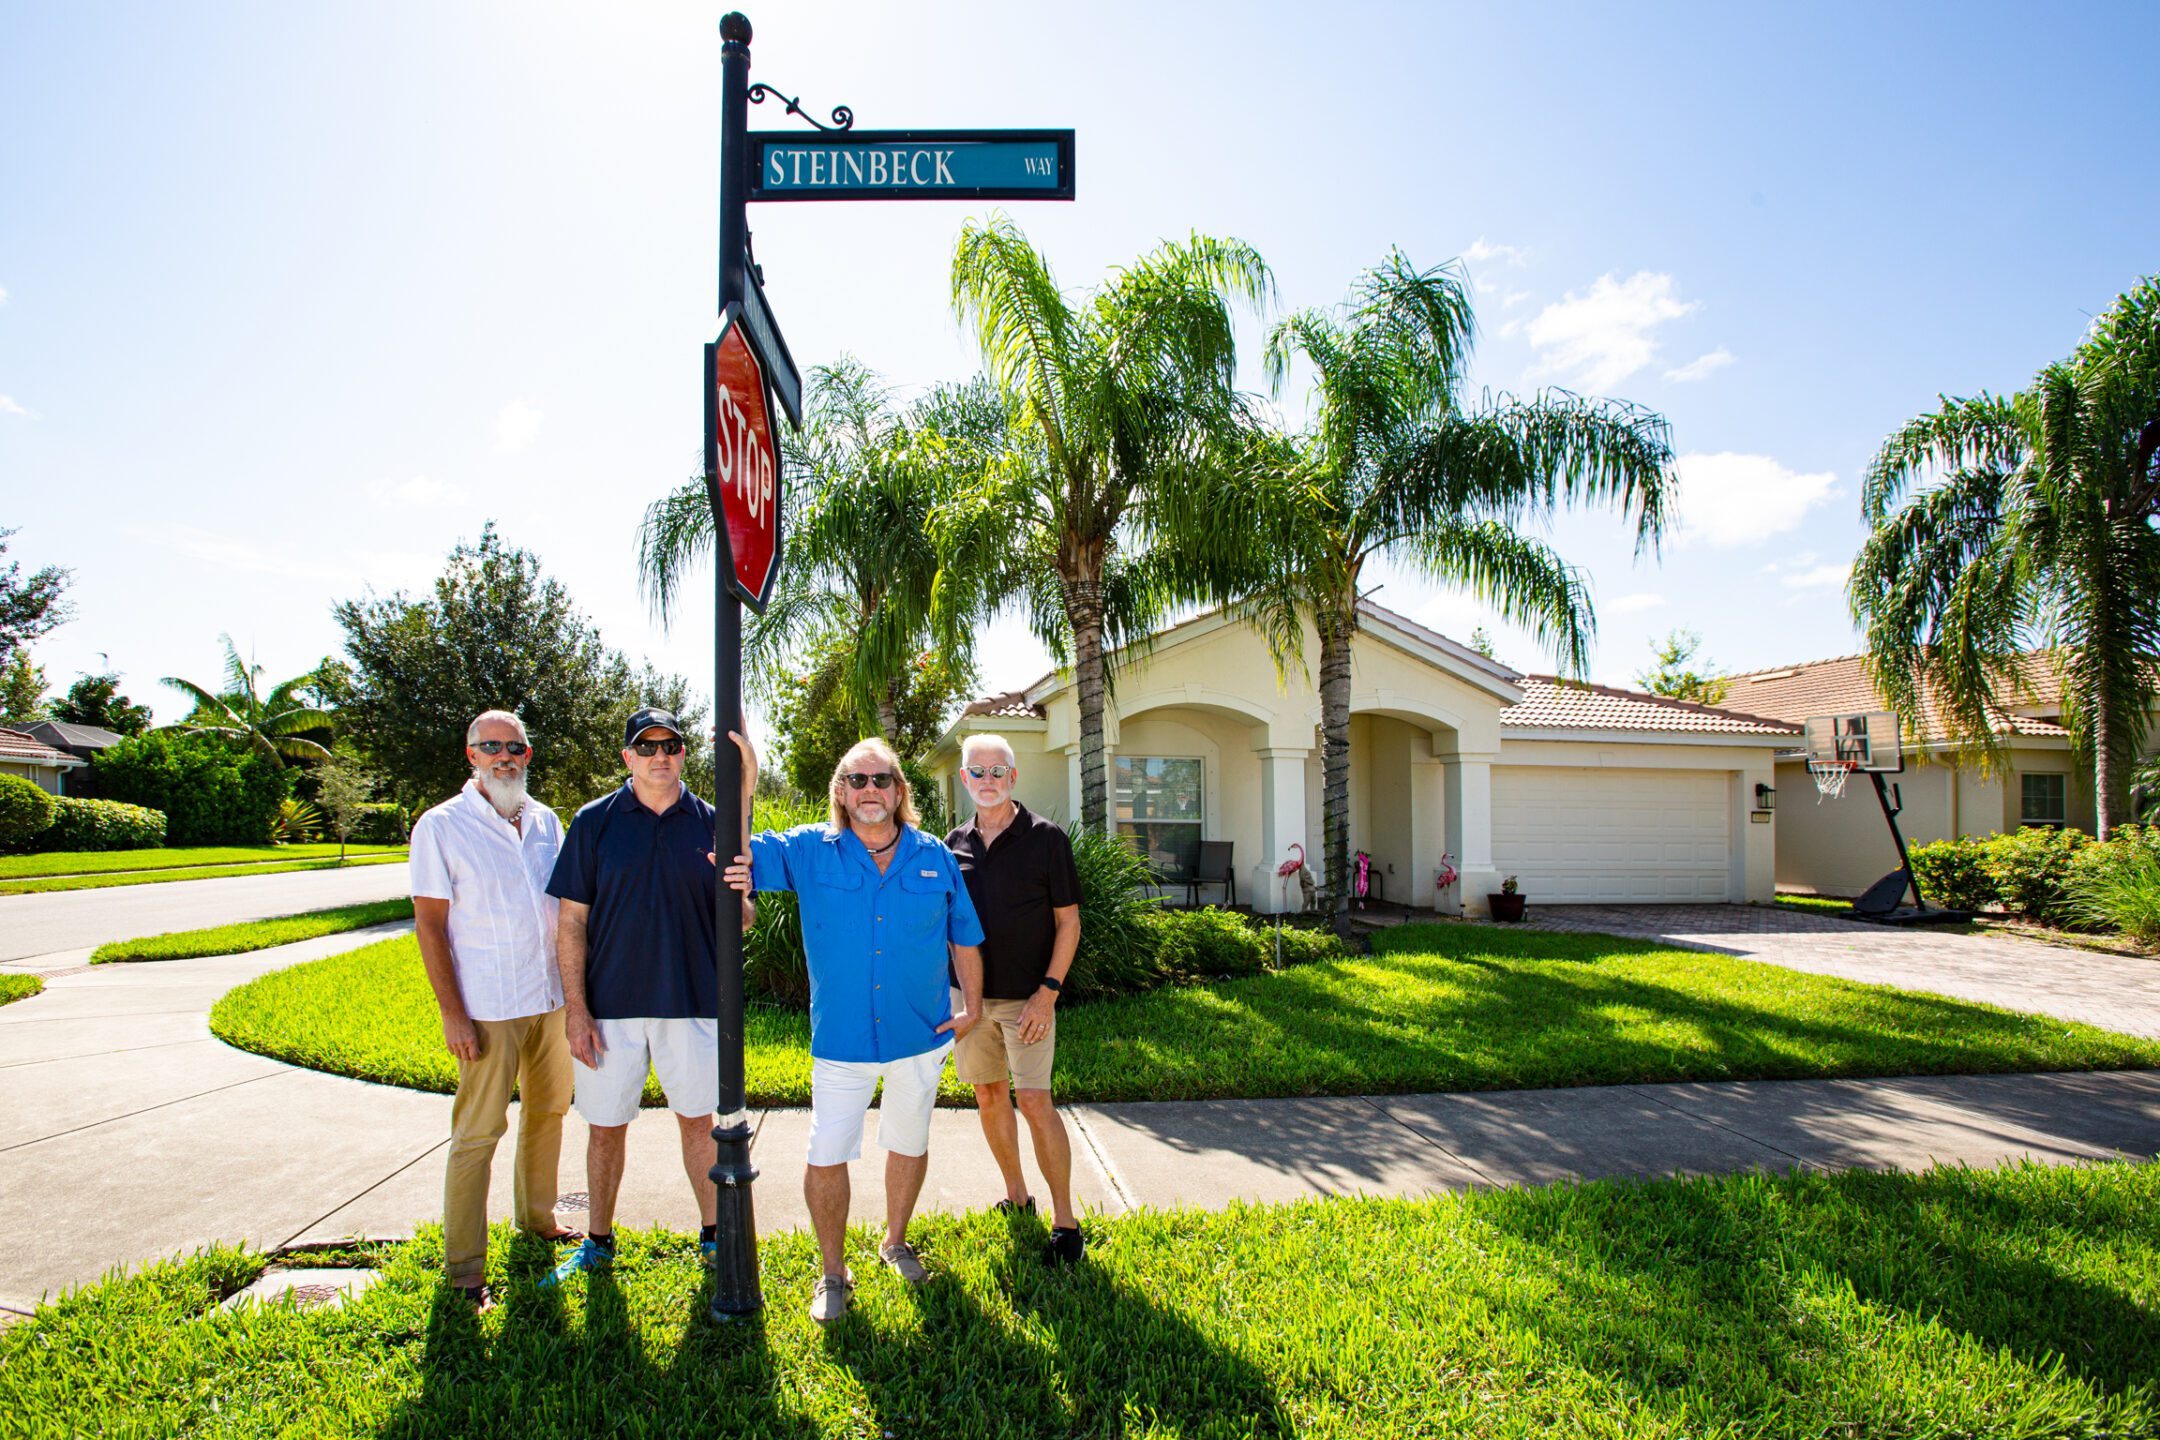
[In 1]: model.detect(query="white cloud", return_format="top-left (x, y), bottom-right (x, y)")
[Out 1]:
top-left (494, 398), bottom-right (543, 453)
top-left (0, 285), bottom-right (9, 304)
top-left (1526, 271), bottom-right (1698, 390)
top-left (1501, 289), bottom-right (1533, 309)
top-left (0, 394), bottom-right (38, 419)
top-left (1672, 451), bottom-right (1842, 548)
top-left (1779, 560), bottom-right (1851, 591)
top-left (367, 473), bottom-right (463, 507)
top-left (1663, 346), bottom-right (1735, 383)
top-left (132, 523), bottom-right (439, 591)
top-left (1606, 592), bottom-right (1667, 615)
top-left (1463, 238), bottom-right (1528, 268)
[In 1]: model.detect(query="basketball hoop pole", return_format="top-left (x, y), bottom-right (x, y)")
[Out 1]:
top-left (1867, 769), bottom-right (1930, 912)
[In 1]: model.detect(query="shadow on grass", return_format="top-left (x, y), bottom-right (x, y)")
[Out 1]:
top-left (375, 1219), bottom-right (1289, 1440)
top-left (1471, 1164), bottom-right (2160, 1415)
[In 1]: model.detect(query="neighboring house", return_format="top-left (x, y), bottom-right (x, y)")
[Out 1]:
top-left (22, 720), bottom-right (125, 797)
top-left (0, 726), bottom-right (85, 796)
top-left (1720, 652), bottom-right (2141, 897)
top-left (928, 602), bottom-right (1795, 916)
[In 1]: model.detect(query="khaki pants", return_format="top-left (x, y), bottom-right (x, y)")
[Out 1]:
top-left (443, 1007), bottom-right (573, 1282)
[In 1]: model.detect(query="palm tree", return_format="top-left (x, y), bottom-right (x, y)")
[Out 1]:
top-left (1178, 250), bottom-right (1676, 930)
top-left (1851, 275), bottom-right (2160, 839)
top-left (161, 635), bottom-right (335, 767)
top-left (945, 215), bottom-right (1274, 832)
top-left (639, 357), bottom-right (999, 743)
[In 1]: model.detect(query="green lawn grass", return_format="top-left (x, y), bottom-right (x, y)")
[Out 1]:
top-left (0, 973), bottom-right (42, 1005)
top-left (0, 851), bottom-right (407, 895)
top-left (0, 843), bottom-right (406, 880)
top-left (1773, 892), bottom-right (1856, 916)
top-left (209, 922), bottom-right (2160, 1107)
top-left (4, 1162), bottom-right (2155, 1438)
top-left (90, 898), bottom-right (416, 964)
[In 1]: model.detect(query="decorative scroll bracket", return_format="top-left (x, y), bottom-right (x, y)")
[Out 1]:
top-left (746, 83), bottom-right (854, 133)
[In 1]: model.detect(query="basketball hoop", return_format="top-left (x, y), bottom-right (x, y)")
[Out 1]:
top-left (1808, 758), bottom-right (1856, 801)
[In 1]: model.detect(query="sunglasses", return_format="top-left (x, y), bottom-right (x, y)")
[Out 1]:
top-left (472, 740), bottom-right (530, 757)
top-left (630, 738), bottom-right (686, 757)
top-left (842, 771), bottom-right (897, 790)
top-left (963, 764), bottom-right (1014, 780)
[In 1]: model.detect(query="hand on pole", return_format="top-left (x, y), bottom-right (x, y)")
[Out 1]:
top-left (728, 729), bottom-right (758, 806)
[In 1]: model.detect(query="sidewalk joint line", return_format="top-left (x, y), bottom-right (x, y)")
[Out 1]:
top-left (279, 1138), bottom-right (451, 1250)
top-left (1356, 1095), bottom-right (1502, 1187)
top-left (1066, 1108), bottom-right (1136, 1215)
top-left (0, 1038), bottom-right (206, 1070)
top-left (0, 1070), bottom-right (285, 1154)
top-left (0, 1009), bottom-right (213, 1025)
top-left (1632, 1085), bottom-right (1813, 1167)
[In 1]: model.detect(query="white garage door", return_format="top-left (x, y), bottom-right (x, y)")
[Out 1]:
top-left (1492, 767), bottom-right (1732, 903)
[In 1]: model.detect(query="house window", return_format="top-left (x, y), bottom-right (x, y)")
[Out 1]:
top-left (2020, 773), bottom-right (2067, 828)
top-left (1115, 756), bottom-right (1203, 878)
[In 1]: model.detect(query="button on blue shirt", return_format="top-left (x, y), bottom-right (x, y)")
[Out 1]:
top-left (749, 823), bottom-right (984, 1063)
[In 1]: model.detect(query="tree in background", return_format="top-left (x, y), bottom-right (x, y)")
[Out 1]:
top-left (640, 358), bottom-right (1000, 746)
top-left (1635, 629), bottom-right (1731, 705)
top-left (944, 216), bottom-right (1274, 833)
top-left (51, 672), bottom-right (153, 735)
top-left (92, 732), bottom-right (289, 845)
top-left (160, 636), bottom-right (334, 769)
top-left (1467, 626), bottom-right (1498, 660)
top-left (1851, 275), bottom-right (2160, 838)
top-left (312, 754), bottom-right (374, 864)
top-left (0, 527), bottom-right (72, 656)
top-left (1180, 250), bottom-right (1675, 930)
top-left (0, 647), bottom-right (46, 726)
top-left (766, 639), bottom-right (977, 798)
top-left (336, 524), bottom-right (710, 814)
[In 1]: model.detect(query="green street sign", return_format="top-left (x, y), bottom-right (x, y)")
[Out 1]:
top-left (747, 129), bottom-right (1074, 202)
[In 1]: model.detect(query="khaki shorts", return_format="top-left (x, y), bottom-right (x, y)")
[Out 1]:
top-left (951, 986), bottom-right (1057, 1090)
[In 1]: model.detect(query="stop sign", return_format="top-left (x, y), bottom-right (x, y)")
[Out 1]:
top-left (705, 305), bottom-right (782, 609)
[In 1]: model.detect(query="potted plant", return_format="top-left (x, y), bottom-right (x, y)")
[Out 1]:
top-left (1488, 875), bottom-right (1527, 923)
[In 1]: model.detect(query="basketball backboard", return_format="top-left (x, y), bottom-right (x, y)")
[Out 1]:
top-left (1803, 711), bottom-right (1903, 772)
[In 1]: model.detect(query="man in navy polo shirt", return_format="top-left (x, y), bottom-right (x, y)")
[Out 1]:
top-left (543, 706), bottom-right (739, 1284)
top-left (722, 733), bottom-right (984, 1326)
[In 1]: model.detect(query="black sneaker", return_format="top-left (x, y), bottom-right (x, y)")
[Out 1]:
top-left (1045, 1225), bottom-right (1085, 1265)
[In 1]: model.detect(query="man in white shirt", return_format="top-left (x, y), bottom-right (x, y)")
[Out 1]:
top-left (409, 709), bottom-right (578, 1310)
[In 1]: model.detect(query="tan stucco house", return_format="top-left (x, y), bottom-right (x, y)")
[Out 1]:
top-left (0, 726), bottom-right (84, 795)
top-left (928, 603), bottom-right (1797, 917)
top-left (1721, 654), bottom-right (2132, 898)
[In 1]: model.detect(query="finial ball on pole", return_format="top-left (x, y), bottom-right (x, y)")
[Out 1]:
top-left (721, 12), bottom-right (752, 43)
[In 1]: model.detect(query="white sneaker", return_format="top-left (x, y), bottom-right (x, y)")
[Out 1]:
top-left (878, 1239), bottom-right (930, 1286)
top-left (808, 1270), bottom-right (854, 1325)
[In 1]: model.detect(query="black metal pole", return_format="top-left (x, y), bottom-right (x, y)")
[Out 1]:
top-left (1871, 771), bottom-right (1928, 911)
top-left (708, 8), bottom-right (761, 1321)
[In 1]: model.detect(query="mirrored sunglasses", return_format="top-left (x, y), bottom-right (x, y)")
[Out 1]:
top-left (472, 740), bottom-right (529, 757)
top-left (842, 771), bottom-right (897, 790)
top-left (963, 764), bottom-right (1013, 780)
top-left (630, 738), bottom-right (686, 757)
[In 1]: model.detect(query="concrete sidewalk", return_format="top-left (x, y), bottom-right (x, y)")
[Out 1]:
top-left (0, 861), bottom-right (413, 963)
top-left (2, 925), bottom-right (2156, 1312)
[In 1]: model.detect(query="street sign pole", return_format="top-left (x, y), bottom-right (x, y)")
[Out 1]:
top-left (707, 8), bottom-right (761, 1321)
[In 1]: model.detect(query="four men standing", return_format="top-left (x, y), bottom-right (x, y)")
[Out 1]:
top-left (418, 706), bottom-right (1085, 1320)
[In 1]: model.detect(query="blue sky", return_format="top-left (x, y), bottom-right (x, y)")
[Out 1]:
top-left (4, 1), bottom-right (2156, 734)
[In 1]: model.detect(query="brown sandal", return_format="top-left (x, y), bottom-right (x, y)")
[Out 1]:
top-left (534, 1226), bottom-right (586, 1243)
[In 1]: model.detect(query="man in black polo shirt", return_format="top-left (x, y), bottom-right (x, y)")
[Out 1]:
top-left (542, 706), bottom-right (737, 1283)
top-left (945, 734), bottom-right (1086, 1263)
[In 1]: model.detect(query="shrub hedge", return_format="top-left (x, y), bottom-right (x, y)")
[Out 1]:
top-left (0, 773), bottom-right (57, 851)
top-left (351, 802), bottom-right (409, 844)
top-left (34, 796), bottom-right (166, 852)
top-left (90, 732), bottom-right (290, 845)
top-left (1983, 826), bottom-right (2089, 924)
top-left (1907, 836), bottom-right (1996, 912)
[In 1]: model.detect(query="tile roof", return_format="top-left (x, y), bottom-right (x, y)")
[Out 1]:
top-left (1502, 678), bottom-right (1801, 736)
top-left (24, 719), bottom-right (125, 751)
top-left (1721, 652), bottom-right (2070, 741)
top-left (960, 689), bottom-right (1047, 720)
top-left (0, 727), bottom-right (81, 767)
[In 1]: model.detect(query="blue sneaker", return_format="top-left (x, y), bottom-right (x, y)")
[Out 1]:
top-left (699, 1238), bottom-right (719, 1261)
top-left (540, 1237), bottom-right (614, 1288)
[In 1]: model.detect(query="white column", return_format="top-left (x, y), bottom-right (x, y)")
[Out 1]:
top-left (1441, 753), bottom-right (1498, 917)
top-left (1254, 746), bottom-right (1311, 914)
top-left (1408, 740), bottom-right (1447, 914)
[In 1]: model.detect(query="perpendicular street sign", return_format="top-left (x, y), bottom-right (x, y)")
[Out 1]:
top-left (740, 261), bottom-right (803, 429)
top-left (746, 129), bottom-right (1075, 202)
top-left (704, 302), bottom-right (782, 611)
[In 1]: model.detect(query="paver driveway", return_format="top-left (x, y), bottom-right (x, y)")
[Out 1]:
top-left (1526, 904), bottom-right (2160, 1038)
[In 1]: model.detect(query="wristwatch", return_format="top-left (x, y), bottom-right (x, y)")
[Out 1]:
top-left (1038, 975), bottom-right (1063, 993)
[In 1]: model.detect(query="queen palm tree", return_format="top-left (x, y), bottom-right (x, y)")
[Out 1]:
top-left (1851, 275), bottom-right (2160, 838)
top-left (639, 357), bottom-right (1000, 744)
top-left (1176, 250), bottom-right (1676, 930)
top-left (944, 215), bottom-right (1274, 832)
top-left (161, 635), bottom-right (334, 767)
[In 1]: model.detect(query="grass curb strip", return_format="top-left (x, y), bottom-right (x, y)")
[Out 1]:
top-left (0, 852), bottom-right (407, 895)
top-left (0, 974), bottom-right (42, 1006)
top-left (90, 898), bottom-right (417, 964)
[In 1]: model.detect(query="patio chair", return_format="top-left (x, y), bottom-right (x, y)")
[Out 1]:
top-left (1187, 841), bottom-right (1235, 908)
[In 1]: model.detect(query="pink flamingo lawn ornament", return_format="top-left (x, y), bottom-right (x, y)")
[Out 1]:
top-left (1274, 842), bottom-right (1318, 967)
top-left (1434, 852), bottom-right (1459, 912)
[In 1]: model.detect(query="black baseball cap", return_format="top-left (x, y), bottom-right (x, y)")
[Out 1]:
top-left (623, 707), bottom-right (685, 748)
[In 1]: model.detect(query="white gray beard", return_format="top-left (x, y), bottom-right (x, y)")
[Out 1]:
top-left (473, 768), bottom-right (528, 817)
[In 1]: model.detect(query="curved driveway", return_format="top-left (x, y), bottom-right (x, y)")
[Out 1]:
top-left (0, 863), bottom-right (413, 963)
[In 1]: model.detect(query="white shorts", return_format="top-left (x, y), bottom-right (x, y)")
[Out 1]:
top-left (806, 1043), bottom-right (953, 1166)
top-left (571, 1016), bottom-right (718, 1127)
